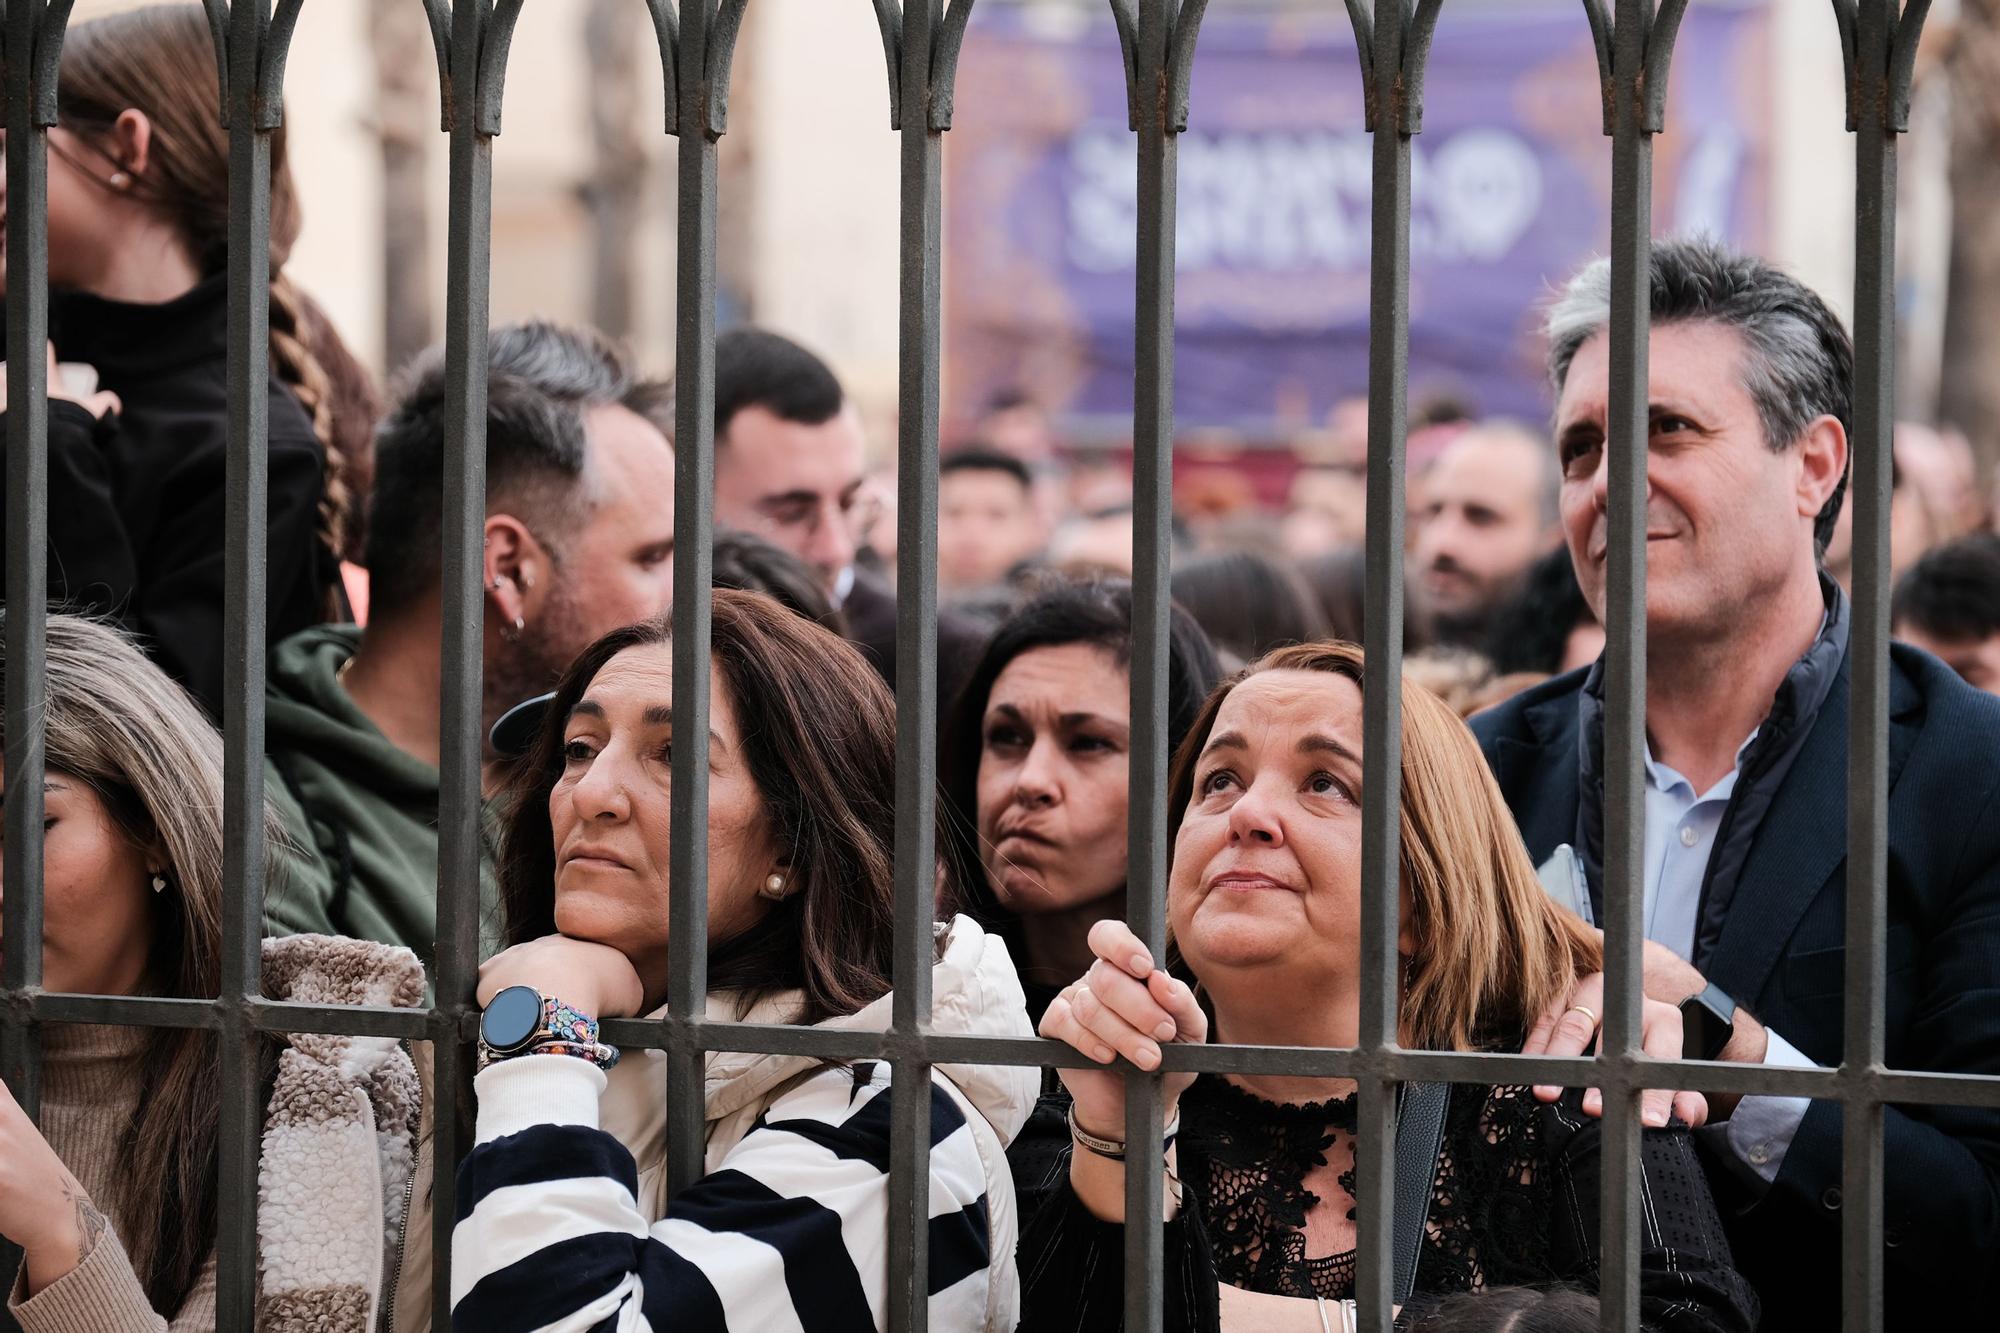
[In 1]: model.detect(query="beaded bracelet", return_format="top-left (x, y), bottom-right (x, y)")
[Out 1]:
top-left (540, 997), bottom-right (602, 1047)
top-left (477, 994), bottom-right (621, 1072)
top-left (526, 1038), bottom-right (621, 1070)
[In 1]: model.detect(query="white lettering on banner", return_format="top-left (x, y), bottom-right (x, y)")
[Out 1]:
top-left (1672, 126), bottom-right (1744, 238)
top-left (1066, 127), bottom-right (1548, 273)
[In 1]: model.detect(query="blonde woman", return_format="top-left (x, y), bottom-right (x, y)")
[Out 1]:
top-left (1019, 642), bottom-right (1757, 1332)
top-left (0, 614), bottom-right (429, 1333)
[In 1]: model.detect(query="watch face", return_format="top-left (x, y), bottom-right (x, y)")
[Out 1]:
top-left (482, 986), bottom-right (544, 1052)
top-left (1682, 994), bottom-right (1732, 1062)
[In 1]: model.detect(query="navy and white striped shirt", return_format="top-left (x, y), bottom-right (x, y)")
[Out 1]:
top-left (452, 1054), bottom-right (1000, 1331)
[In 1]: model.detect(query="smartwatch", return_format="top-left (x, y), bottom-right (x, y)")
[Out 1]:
top-left (1678, 982), bottom-right (1738, 1062)
top-left (479, 985), bottom-right (553, 1059)
top-left (479, 986), bottom-right (620, 1071)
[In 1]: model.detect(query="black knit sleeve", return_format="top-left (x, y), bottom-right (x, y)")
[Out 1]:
top-left (1012, 1084), bottom-right (1221, 1333)
top-left (0, 401), bottom-right (139, 627)
top-left (1538, 1100), bottom-right (1761, 1333)
top-left (1016, 1171), bottom-right (1221, 1333)
top-left (134, 400), bottom-right (327, 719)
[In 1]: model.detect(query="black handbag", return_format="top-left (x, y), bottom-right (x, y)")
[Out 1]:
top-left (1391, 1082), bottom-right (1452, 1304)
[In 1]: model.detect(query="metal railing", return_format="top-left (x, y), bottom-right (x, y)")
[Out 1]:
top-left (2, 2), bottom-right (1995, 1331)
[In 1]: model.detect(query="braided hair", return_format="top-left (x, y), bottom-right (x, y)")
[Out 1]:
top-left (56, 4), bottom-right (375, 565)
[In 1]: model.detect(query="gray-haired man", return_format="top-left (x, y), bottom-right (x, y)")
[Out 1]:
top-left (263, 321), bottom-right (678, 961)
top-left (1472, 237), bottom-right (2000, 1329)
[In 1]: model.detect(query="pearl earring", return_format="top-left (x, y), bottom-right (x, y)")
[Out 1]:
top-left (761, 873), bottom-right (787, 901)
top-left (150, 872), bottom-right (167, 894)
top-left (109, 171), bottom-right (131, 189)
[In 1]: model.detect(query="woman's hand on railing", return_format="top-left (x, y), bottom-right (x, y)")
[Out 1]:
top-left (1039, 918), bottom-right (1207, 1143)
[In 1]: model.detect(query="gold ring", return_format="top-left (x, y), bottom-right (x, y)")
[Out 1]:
top-left (1563, 1003), bottom-right (1600, 1029)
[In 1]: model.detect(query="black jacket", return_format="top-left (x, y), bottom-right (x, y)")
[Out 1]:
top-left (0, 276), bottom-right (334, 719)
top-left (1470, 642), bottom-right (2000, 1329)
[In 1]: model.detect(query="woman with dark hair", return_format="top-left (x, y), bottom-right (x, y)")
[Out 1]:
top-left (0, 3), bottom-right (359, 717)
top-left (1018, 643), bottom-right (1755, 1331)
top-left (486, 528), bottom-right (844, 762)
top-left (0, 614), bottom-right (428, 1333)
top-left (1296, 547), bottom-right (1368, 643)
top-left (1171, 549), bottom-right (1331, 668)
top-left (1482, 547), bottom-right (1604, 677)
top-left (710, 527), bottom-right (846, 635)
top-left (452, 589), bottom-right (1037, 1331)
top-left (940, 578), bottom-right (1224, 1020)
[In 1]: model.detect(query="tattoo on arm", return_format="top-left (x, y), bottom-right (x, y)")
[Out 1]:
top-left (58, 1179), bottom-right (108, 1260)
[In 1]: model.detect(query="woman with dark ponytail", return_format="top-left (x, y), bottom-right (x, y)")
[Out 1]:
top-left (0, 2), bottom-right (371, 717)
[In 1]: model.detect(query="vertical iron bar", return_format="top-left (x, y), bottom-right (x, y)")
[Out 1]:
top-left (0, 4), bottom-right (51, 1322)
top-left (665, 0), bottom-right (716, 1205)
top-left (1354, 3), bottom-right (1411, 1329)
top-left (1125, 1), bottom-right (1175, 1326)
top-left (1842, 1), bottom-right (1896, 1326)
top-left (215, 2), bottom-right (274, 1324)
top-left (888, 1), bottom-right (944, 1329)
top-left (1598, 2), bottom-right (1655, 1329)
top-left (431, 0), bottom-right (494, 1318)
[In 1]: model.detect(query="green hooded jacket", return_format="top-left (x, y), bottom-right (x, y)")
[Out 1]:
top-left (262, 623), bottom-right (501, 966)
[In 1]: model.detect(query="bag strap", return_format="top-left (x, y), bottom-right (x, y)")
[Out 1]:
top-left (1391, 1081), bottom-right (1451, 1303)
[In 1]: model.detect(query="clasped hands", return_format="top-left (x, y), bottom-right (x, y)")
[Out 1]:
top-left (1522, 935), bottom-right (1768, 1127)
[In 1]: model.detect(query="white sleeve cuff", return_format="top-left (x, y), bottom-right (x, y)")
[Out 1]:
top-left (1759, 1027), bottom-right (1818, 1070)
top-left (474, 1054), bottom-right (607, 1143)
top-left (1721, 1026), bottom-right (1820, 1185)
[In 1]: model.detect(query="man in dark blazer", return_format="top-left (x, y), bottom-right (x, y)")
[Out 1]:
top-left (1470, 238), bottom-right (2000, 1329)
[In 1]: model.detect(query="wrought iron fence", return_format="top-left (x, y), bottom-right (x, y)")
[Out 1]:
top-left (2, 1), bottom-right (1996, 1331)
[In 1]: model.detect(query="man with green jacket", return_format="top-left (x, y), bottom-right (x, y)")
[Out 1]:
top-left (263, 322), bottom-right (677, 966)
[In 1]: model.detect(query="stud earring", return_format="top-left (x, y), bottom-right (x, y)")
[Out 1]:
top-left (761, 873), bottom-right (787, 901)
top-left (520, 571), bottom-right (535, 590)
top-left (108, 171), bottom-right (130, 189)
top-left (150, 872), bottom-right (168, 894)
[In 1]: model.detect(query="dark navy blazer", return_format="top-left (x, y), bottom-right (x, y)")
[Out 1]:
top-left (1470, 644), bottom-right (2000, 1329)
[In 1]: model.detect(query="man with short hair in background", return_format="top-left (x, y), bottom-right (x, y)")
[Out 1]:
top-left (263, 321), bottom-right (677, 958)
top-left (1411, 419), bottom-right (1563, 648)
top-left (1471, 238), bottom-right (2000, 1330)
top-left (711, 326), bottom-right (983, 698)
top-left (938, 447), bottom-right (1045, 594)
top-left (1892, 532), bottom-right (2000, 694)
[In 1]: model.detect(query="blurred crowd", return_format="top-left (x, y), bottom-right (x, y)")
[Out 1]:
top-left (1, 8), bottom-right (1997, 1333)
top-left (911, 381), bottom-right (2000, 715)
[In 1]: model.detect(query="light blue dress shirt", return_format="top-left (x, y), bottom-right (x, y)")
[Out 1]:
top-left (1642, 742), bottom-right (1819, 1188)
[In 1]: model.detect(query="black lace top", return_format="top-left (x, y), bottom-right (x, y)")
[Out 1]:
top-left (1013, 1076), bottom-right (1759, 1332)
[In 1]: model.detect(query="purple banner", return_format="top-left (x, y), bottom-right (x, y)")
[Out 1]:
top-left (944, 1), bottom-right (1772, 437)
